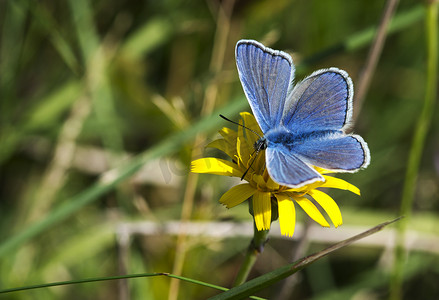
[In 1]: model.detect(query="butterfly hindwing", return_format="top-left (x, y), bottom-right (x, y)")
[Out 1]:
top-left (266, 147), bottom-right (324, 188)
top-left (292, 133), bottom-right (370, 172)
top-left (281, 68), bottom-right (353, 133)
top-left (236, 40), bottom-right (294, 133)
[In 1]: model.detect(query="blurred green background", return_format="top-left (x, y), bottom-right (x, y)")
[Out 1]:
top-left (0, 0), bottom-right (438, 299)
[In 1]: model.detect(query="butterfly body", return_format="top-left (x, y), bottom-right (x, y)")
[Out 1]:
top-left (263, 128), bottom-right (339, 150)
top-left (236, 39), bottom-right (370, 188)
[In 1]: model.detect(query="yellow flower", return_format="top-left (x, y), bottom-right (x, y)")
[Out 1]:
top-left (191, 112), bottom-right (360, 237)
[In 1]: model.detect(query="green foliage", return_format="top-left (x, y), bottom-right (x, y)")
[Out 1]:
top-left (0, 0), bottom-right (438, 299)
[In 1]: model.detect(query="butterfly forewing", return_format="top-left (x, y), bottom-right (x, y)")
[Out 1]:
top-left (281, 68), bottom-right (353, 134)
top-left (236, 40), bottom-right (294, 133)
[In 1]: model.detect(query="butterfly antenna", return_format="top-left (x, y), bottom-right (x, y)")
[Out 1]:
top-left (219, 114), bottom-right (265, 181)
top-left (241, 148), bottom-right (261, 180)
top-left (219, 114), bottom-right (262, 139)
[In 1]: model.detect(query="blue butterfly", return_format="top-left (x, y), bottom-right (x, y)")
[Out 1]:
top-left (235, 39), bottom-right (370, 188)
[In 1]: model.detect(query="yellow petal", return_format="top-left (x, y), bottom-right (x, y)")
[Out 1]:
top-left (291, 176), bottom-right (326, 192)
top-left (219, 127), bottom-right (237, 142)
top-left (308, 189), bottom-right (343, 227)
top-left (321, 176), bottom-right (360, 195)
top-left (219, 183), bottom-right (256, 208)
top-left (253, 191), bottom-right (272, 231)
top-left (275, 193), bottom-right (296, 237)
top-left (240, 112), bottom-right (263, 146)
top-left (293, 196), bottom-right (330, 227)
top-left (314, 167), bottom-right (332, 174)
top-left (266, 176), bottom-right (280, 191)
top-left (237, 122), bottom-right (252, 163)
top-left (191, 158), bottom-right (242, 177)
top-left (284, 186), bottom-right (309, 193)
top-left (252, 174), bottom-right (265, 188)
top-left (206, 139), bottom-right (236, 159)
top-left (240, 112), bottom-right (263, 136)
top-left (236, 136), bottom-right (245, 163)
top-left (251, 151), bottom-right (266, 176)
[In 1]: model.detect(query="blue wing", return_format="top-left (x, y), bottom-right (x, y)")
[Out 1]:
top-left (293, 133), bottom-right (370, 171)
top-left (281, 68), bottom-right (353, 134)
top-left (266, 147), bottom-right (324, 188)
top-left (236, 40), bottom-right (294, 133)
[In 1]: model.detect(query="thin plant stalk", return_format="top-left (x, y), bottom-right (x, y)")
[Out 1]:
top-left (390, 2), bottom-right (438, 299)
top-left (233, 222), bottom-right (269, 286)
top-left (354, 0), bottom-right (400, 118)
top-left (167, 1), bottom-right (235, 299)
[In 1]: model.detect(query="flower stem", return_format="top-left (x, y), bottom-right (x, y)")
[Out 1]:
top-left (233, 223), bottom-right (269, 286)
top-left (390, 1), bottom-right (438, 299)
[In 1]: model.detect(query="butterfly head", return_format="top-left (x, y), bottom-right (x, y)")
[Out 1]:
top-left (254, 137), bottom-right (268, 151)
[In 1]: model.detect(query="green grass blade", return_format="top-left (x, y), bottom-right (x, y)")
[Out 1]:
top-left (0, 1), bottom-right (26, 121)
top-left (302, 4), bottom-right (425, 67)
top-left (208, 218), bottom-right (401, 300)
top-left (390, 2), bottom-right (438, 299)
top-left (346, 4), bottom-right (424, 51)
top-left (0, 80), bottom-right (81, 164)
top-left (0, 273), bottom-right (222, 294)
top-left (70, 0), bottom-right (125, 156)
top-left (0, 272), bottom-right (265, 300)
top-left (314, 253), bottom-right (435, 300)
top-left (121, 17), bottom-right (173, 59)
top-left (68, 0), bottom-right (99, 63)
top-left (0, 99), bottom-right (247, 258)
top-left (17, 0), bottom-right (80, 73)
